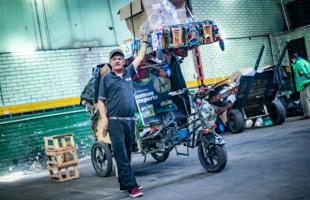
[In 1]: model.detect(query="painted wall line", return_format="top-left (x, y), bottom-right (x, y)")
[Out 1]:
top-left (0, 109), bottom-right (85, 125)
top-left (0, 77), bottom-right (228, 116)
top-left (0, 97), bottom-right (80, 116)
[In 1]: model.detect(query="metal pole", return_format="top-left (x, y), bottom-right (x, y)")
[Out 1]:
top-left (254, 45), bottom-right (265, 71)
top-left (34, 0), bottom-right (44, 50)
top-left (268, 34), bottom-right (275, 65)
top-left (0, 83), bottom-right (4, 106)
top-left (193, 47), bottom-right (204, 85)
top-left (280, 0), bottom-right (290, 31)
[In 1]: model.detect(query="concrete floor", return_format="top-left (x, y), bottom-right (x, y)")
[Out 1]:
top-left (0, 117), bottom-right (309, 200)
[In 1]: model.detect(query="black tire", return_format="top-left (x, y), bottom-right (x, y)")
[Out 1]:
top-left (198, 143), bottom-right (227, 173)
top-left (91, 142), bottom-right (113, 177)
top-left (268, 100), bottom-right (286, 125)
top-left (227, 109), bottom-right (245, 133)
top-left (151, 151), bottom-right (170, 162)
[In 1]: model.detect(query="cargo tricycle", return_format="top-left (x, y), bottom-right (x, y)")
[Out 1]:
top-left (90, 85), bottom-right (227, 177)
top-left (80, 18), bottom-right (228, 177)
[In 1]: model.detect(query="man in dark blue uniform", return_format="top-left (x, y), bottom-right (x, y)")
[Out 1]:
top-left (98, 35), bottom-right (148, 198)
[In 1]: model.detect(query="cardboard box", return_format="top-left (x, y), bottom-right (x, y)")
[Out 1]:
top-left (119, 0), bottom-right (186, 37)
top-left (119, 0), bottom-right (147, 37)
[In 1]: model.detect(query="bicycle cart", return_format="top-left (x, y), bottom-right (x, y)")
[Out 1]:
top-left (226, 67), bottom-right (286, 133)
top-left (90, 66), bottom-right (228, 177)
top-left (79, 8), bottom-right (228, 177)
top-left (207, 45), bottom-right (288, 134)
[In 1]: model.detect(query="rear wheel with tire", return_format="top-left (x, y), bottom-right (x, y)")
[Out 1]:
top-left (91, 142), bottom-right (113, 177)
top-left (227, 109), bottom-right (245, 133)
top-left (268, 100), bottom-right (286, 125)
top-left (151, 151), bottom-right (170, 162)
top-left (198, 143), bottom-right (227, 172)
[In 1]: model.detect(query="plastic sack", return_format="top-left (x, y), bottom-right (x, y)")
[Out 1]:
top-left (140, 0), bottom-right (181, 34)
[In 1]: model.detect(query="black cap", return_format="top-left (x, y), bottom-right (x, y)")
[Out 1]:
top-left (289, 52), bottom-right (299, 59)
top-left (109, 49), bottom-right (124, 59)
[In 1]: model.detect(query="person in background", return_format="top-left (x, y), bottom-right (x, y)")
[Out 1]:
top-left (97, 34), bottom-right (148, 198)
top-left (290, 52), bottom-right (310, 119)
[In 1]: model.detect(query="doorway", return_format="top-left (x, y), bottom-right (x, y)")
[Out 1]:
top-left (288, 37), bottom-right (308, 61)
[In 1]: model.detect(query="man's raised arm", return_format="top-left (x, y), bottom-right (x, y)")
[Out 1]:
top-left (132, 34), bottom-right (148, 69)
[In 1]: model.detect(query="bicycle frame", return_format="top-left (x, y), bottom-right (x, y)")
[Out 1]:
top-left (135, 88), bottom-right (223, 156)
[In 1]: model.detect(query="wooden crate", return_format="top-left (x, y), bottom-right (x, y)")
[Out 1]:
top-left (44, 133), bottom-right (75, 151)
top-left (44, 133), bottom-right (79, 182)
top-left (46, 148), bottom-right (78, 167)
top-left (48, 164), bottom-right (79, 182)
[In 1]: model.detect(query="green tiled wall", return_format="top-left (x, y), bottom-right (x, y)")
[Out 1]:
top-left (0, 48), bottom-right (113, 106)
top-left (0, 108), bottom-right (92, 176)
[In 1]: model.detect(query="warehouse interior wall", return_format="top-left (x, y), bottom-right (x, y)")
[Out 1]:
top-left (0, 0), bottom-right (118, 51)
top-left (0, 0), bottom-right (298, 175)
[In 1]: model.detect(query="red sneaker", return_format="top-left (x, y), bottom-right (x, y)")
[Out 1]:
top-left (120, 185), bottom-right (143, 192)
top-left (128, 187), bottom-right (143, 197)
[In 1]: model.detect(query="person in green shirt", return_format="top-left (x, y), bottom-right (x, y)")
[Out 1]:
top-left (290, 53), bottom-right (310, 119)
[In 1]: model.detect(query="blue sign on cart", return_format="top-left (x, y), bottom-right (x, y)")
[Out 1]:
top-left (134, 76), bottom-right (173, 125)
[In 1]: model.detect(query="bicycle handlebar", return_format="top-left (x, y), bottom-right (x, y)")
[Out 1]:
top-left (168, 88), bottom-right (189, 97)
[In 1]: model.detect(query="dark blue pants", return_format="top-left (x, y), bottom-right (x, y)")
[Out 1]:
top-left (108, 119), bottom-right (137, 190)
